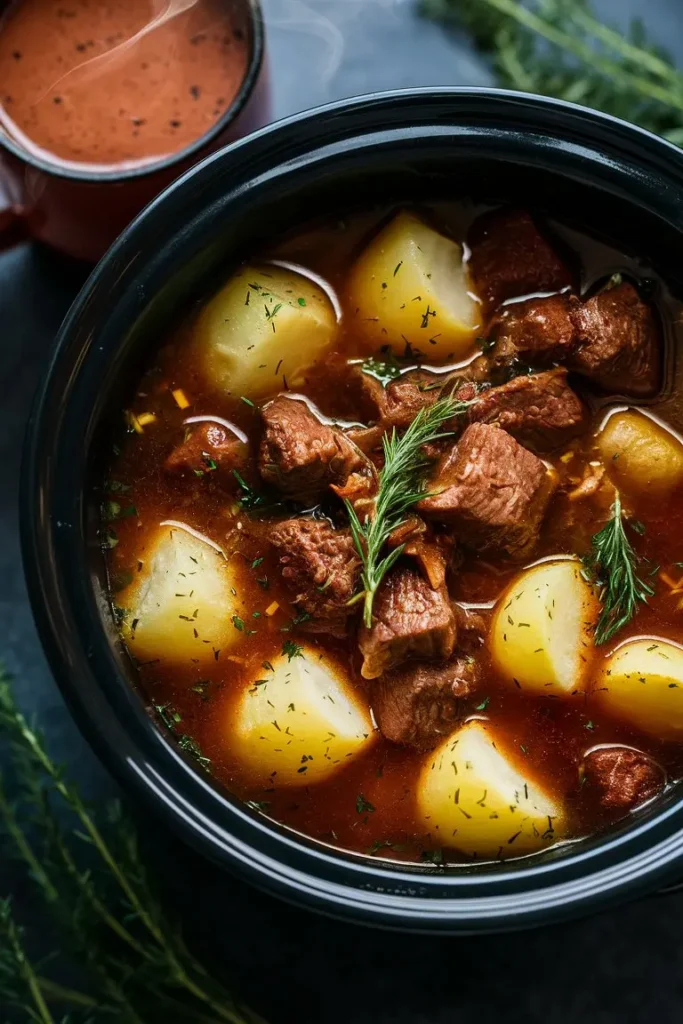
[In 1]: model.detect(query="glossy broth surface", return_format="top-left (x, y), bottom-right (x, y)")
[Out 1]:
top-left (103, 202), bottom-right (683, 865)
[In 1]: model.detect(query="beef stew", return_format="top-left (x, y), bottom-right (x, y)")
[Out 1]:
top-left (102, 202), bottom-right (683, 865)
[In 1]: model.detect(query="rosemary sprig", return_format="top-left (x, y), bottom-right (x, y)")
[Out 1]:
top-left (0, 668), bottom-right (266, 1024)
top-left (583, 494), bottom-right (655, 645)
top-left (346, 395), bottom-right (473, 627)
top-left (422, 0), bottom-right (683, 145)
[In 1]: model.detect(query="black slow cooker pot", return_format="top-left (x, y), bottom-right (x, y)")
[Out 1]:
top-left (21, 89), bottom-right (683, 933)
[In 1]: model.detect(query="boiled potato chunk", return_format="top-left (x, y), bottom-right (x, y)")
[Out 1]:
top-left (347, 211), bottom-right (481, 360)
top-left (417, 721), bottom-right (563, 858)
top-left (118, 525), bottom-right (244, 664)
top-left (598, 410), bottom-right (683, 496)
top-left (196, 263), bottom-right (337, 399)
top-left (490, 560), bottom-right (598, 696)
top-left (595, 638), bottom-right (683, 740)
top-left (232, 649), bottom-right (374, 785)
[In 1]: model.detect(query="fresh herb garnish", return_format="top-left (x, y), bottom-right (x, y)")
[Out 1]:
top-left (361, 352), bottom-right (402, 387)
top-left (102, 500), bottom-right (137, 521)
top-left (231, 614), bottom-right (245, 631)
top-left (355, 794), bottom-right (375, 815)
top-left (246, 800), bottom-right (271, 812)
top-left (345, 394), bottom-right (474, 626)
top-left (475, 697), bottom-right (490, 711)
top-left (281, 639), bottom-right (304, 662)
top-left (280, 611), bottom-right (311, 632)
top-left (232, 470), bottom-right (270, 511)
top-left (420, 848), bottom-right (444, 865)
top-left (583, 493), bottom-right (655, 645)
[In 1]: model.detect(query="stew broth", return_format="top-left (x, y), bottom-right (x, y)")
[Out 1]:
top-left (103, 201), bottom-right (683, 865)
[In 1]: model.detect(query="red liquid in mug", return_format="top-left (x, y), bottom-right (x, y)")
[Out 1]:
top-left (0, 0), bottom-right (248, 171)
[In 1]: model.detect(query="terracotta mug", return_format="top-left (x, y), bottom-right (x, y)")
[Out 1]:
top-left (0, 0), bottom-right (269, 263)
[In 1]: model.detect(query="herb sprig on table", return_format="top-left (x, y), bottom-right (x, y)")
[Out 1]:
top-left (583, 494), bottom-right (655, 645)
top-left (346, 394), bottom-right (473, 627)
top-left (0, 669), bottom-right (265, 1024)
top-left (422, 0), bottom-right (683, 146)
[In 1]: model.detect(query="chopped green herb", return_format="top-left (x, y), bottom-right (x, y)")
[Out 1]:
top-left (282, 639), bottom-right (304, 662)
top-left (232, 470), bottom-right (271, 511)
top-left (246, 800), bottom-right (271, 812)
top-left (231, 615), bottom-right (245, 631)
top-left (355, 794), bottom-right (375, 815)
top-left (102, 500), bottom-right (137, 520)
top-left (367, 838), bottom-right (394, 855)
top-left (361, 352), bottom-right (402, 387)
top-left (107, 479), bottom-right (130, 493)
top-left (420, 849), bottom-right (444, 865)
top-left (103, 528), bottom-right (118, 549)
top-left (177, 734), bottom-right (211, 768)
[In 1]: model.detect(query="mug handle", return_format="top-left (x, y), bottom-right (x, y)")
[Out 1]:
top-left (0, 177), bottom-right (28, 250)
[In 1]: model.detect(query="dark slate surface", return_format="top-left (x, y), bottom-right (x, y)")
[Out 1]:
top-left (3, 1), bottom-right (683, 1021)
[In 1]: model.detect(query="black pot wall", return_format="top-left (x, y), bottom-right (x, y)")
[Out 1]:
top-left (21, 88), bottom-right (683, 932)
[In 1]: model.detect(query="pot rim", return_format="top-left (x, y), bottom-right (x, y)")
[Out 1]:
top-left (21, 87), bottom-right (683, 932)
top-left (0, 0), bottom-right (265, 184)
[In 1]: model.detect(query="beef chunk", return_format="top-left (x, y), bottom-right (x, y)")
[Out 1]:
top-left (165, 421), bottom-right (248, 487)
top-left (358, 565), bottom-right (457, 679)
top-left (386, 520), bottom-right (453, 590)
top-left (487, 283), bottom-right (660, 397)
top-left (570, 282), bottom-right (660, 396)
top-left (372, 657), bottom-right (479, 749)
top-left (469, 209), bottom-right (573, 311)
top-left (345, 368), bottom-right (443, 457)
top-left (269, 519), bottom-right (360, 637)
top-left (582, 747), bottom-right (665, 811)
top-left (488, 293), bottom-right (579, 369)
top-left (453, 603), bottom-right (488, 649)
top-left (348, 368), bottom-right (440, 431)
top-left (381, 370), bottom-right (442, 428)
top-left (468, 369), bottom-right (588, 452)
top-left (259, 395), bottom-right (375, 506)
top-left (418, 423), bottom-right (557, 558)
